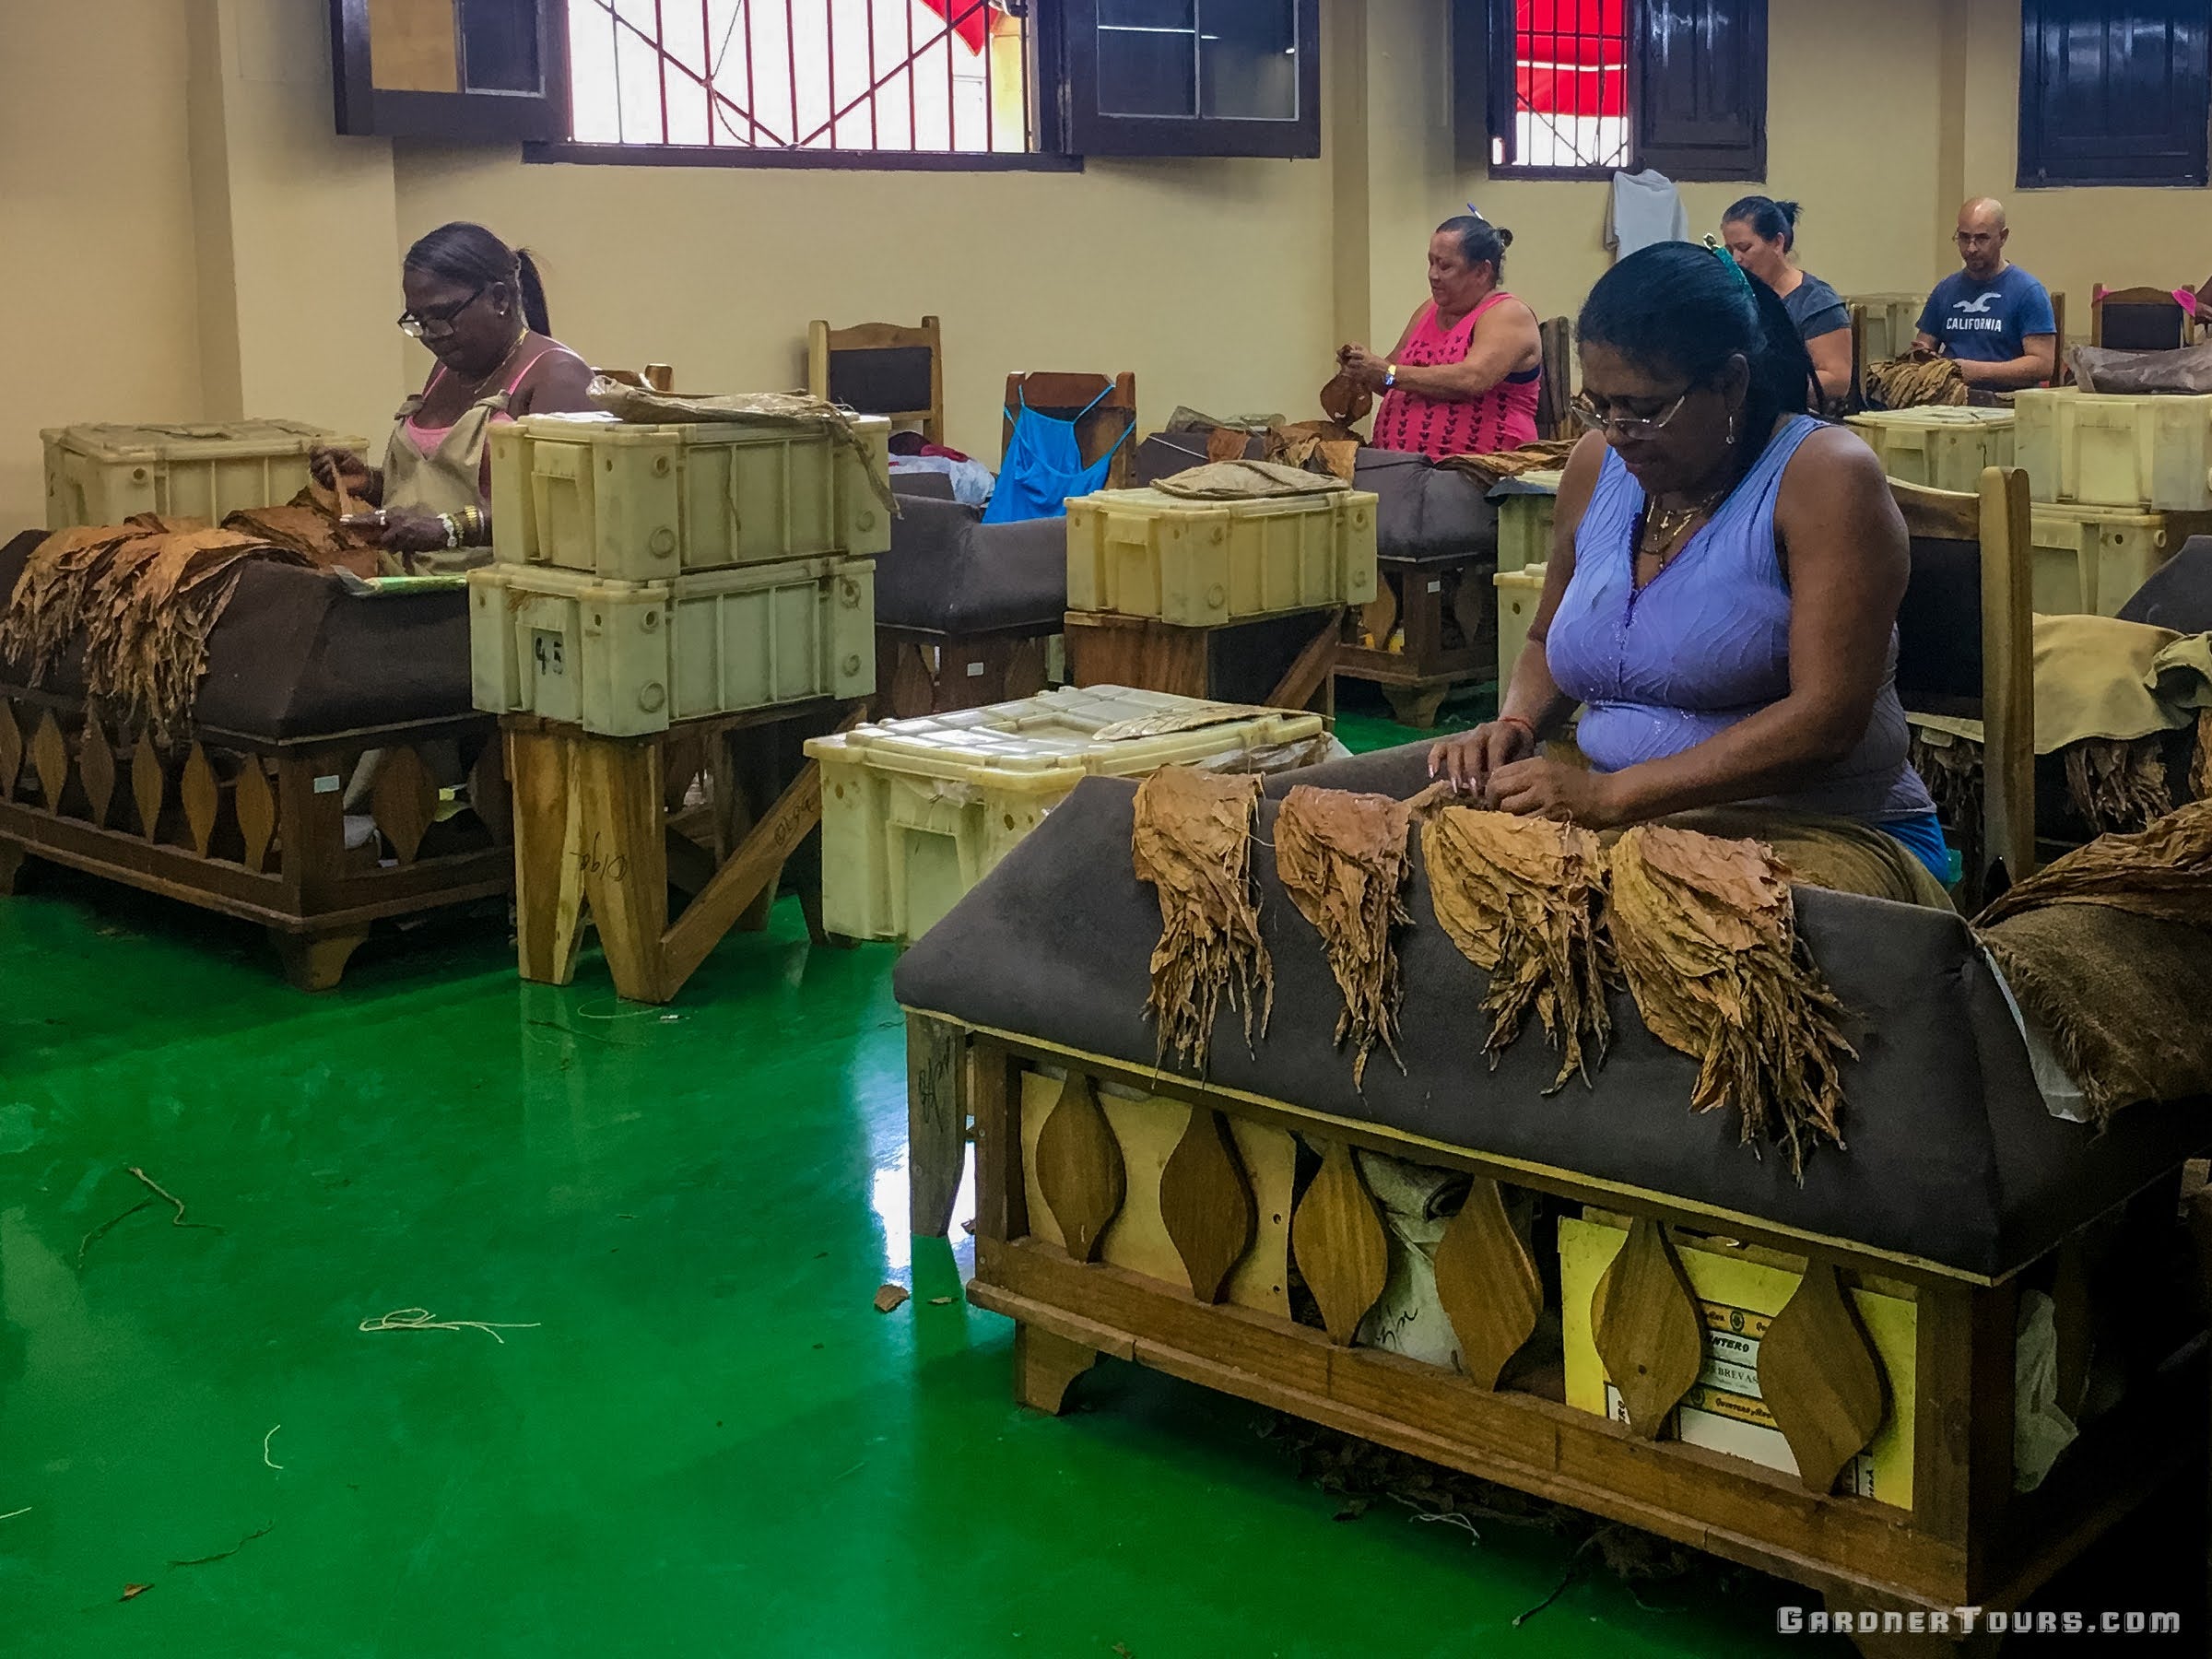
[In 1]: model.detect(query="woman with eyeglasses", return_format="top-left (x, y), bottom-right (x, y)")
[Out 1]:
top-left (1428, 241), bottom-right (1949, 904)
top-left (309, 222), bottom-right (591, 570)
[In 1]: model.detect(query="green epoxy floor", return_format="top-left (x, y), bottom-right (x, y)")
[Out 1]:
top-left (0, 712), bottom-right (2194, 1655)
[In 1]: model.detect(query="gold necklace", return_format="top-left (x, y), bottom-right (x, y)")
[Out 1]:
top-left (1640, 489), bottom-right (1725, 565)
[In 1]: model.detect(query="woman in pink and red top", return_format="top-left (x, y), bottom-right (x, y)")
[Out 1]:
top-left (311, 223), bottom-right (592, 571)
top-left (1340, 215), bottom-right (1543, 461)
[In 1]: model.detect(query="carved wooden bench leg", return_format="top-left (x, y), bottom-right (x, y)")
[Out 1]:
top-left (0, 841), bottom-right (26, 896)
top-left (1380, 684), bottom-right (1451, 729)
top-left (271, 926), bottom-right (371, 992)
top-left (1015, 1323), bottom-right (1099, 1416)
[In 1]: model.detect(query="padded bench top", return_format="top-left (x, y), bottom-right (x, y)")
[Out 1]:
top-left (0, 529), bottom-right (476, 742)
top-left (894, 767), bottom-right (2211, 1279)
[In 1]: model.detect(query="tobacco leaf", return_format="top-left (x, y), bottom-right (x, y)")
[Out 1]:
top-left (1132, 768), bottom-right (1272, 1074)
top-left (1421, 808), bottom-right (1615, 1092)
top-left (1607, 826), bottom-right (1855, 1178)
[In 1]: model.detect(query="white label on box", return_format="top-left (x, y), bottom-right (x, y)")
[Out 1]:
top-left (313, 774), bottom-right (341, 794)
top-left (1427, 579), bottom-right (1443, 594)
top-left (533, 630), bottom-right (566, 677)
top-left (966, 661), bottom-right (986, 677)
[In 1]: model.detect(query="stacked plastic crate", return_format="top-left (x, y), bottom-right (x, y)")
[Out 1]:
top-left (468, 411), bottom-right (893, 735)
top-left (42, 420), bottom-right (370, 529)
top-left (1057, 481), bottom-right (1379, 707)
top-left (2012, 389), bottom-right (2212, 616)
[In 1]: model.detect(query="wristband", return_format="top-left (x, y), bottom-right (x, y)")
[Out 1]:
top-left (1496, 714), bottom-right (1537, 741)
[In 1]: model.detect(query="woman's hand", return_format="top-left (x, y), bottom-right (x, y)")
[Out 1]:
top-left (1486, 757), bottom-right (1628, 829)
top-left (311, 447), bottom-right (379, 500)
top-left (1428, 719), bottom-right (1538, 796)
top-left (341, 506), bottom-right (451, 557)
top-left (1339, 345), bottom-right (1392, 392)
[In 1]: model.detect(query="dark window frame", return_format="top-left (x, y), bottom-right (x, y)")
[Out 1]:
top-left (331, 0), bottom-right (1318, 165)
top-left (1470, 0), bottom-right (1766, 184)
top-left (2018, 0), bottom-right (2210, 190)
top-left (1053, 0), bottom-right (1323, 160)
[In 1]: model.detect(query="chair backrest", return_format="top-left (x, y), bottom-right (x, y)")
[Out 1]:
top-left (1535, 317), bottom-right (1574, 439)
top-left (1892, 467), bottom-right (2035, 897)
top-left (807, 316), bottom-right (945, 445)
top-left (2091, 284), bottom-right (2189, 353)
top-left (593, 363), bottom-right (677, 393)
top-left (2050, 289), bottom-right (2070, 384)
top-left (1002, 371), bottom-right (1137, 489)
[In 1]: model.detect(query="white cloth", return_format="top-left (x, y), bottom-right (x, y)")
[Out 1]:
top-left (888, 453), bottom-right (996, 508)
top-left (1605, 169), bottom-right (1690, 259)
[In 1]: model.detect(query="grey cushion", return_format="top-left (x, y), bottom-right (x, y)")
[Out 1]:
top-left (872, 496), bottom-right (1067, 636)
top-left (893, 771), bottom-right (2212, 1277)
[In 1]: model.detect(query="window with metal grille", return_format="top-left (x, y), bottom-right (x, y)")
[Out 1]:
top-left (1503, 0), bottom-right (1630, 174)
top-left (328, 0), bottom-right (1322, 158)
top-left (1472, 0), bottom-right (1765, 182)
top-left (565, 0), bottom-right (1033, 155)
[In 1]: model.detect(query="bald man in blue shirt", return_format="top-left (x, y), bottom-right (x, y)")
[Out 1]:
top-left (1914, 198), bottom-right (2058, 392)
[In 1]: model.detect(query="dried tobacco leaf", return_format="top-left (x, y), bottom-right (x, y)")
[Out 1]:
top-left (1132, 768), bottom-right (1272, 1073)
top-left (2064, 735), bottom-right (2174, 835)
top-left (1274, 785), bottom-right (1425, 1087)
top-left (1421, 808), bottom-right (1614, 1092)
top-left (1607, 827), bottom-right (1854, 1179)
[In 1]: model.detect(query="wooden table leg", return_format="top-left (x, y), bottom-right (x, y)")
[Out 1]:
top-left (507, 724), bottom-right (584, 986)
top-left (1381, 684), bottom-right (1451, 728)
top-left (270, 925), bottom-right (371, 992)
top-left (0, 841), bottom-right (26, 896)
top-left (1015, 1324), bottom-right (1100, 1415)
top-left (1270, 613), bottom-right (1342, 713)
top-left (575, 733), bottom-right (671, 1005)
top-left (653, 753), bottom-right (828, 1003)
top-left (908, 1015), bottom-right (969, 1236)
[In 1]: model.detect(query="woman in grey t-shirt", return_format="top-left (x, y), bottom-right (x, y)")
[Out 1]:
top-left (1722, 195), bottom-right (1852, 408)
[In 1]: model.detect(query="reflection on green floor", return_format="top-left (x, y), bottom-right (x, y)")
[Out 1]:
top-left (0, 814), bottom-right (2190, 1654)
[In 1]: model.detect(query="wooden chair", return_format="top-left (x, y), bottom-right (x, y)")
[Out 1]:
top-left (1891, 467), bottom-right (2035, 903)
top-left (1001, 371), bottom-right (1137, 490)
top-left (2090, 285), bottom-right (2189, 353)
top-left (1535, 317), bottom-right (1573, 439)
top-left (2050, 290), bottom-right (2070, 385)
top-left (593, 364), bottom-right (677, 392)
top-left (807, 316), bottom-right (945, 445)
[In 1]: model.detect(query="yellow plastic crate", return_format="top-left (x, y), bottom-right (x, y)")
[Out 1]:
top-left (2030, 501), bottom-right (2212, 618)
top-left (1065, 487), bottom-right (1377, 627)
top-left (1846, 292), bottom-right (1927, 367)
top-left (488, 411), bottom-right (893, 582)
top-left (807, 686), bottom-right (1327, 943)
top-left (1493, 471), bottom-right (1561, 572)
top-left (469, 556), bottom-right (875, 737)
top-left (41, 419), bottom-right (367, 530)
top-left (1496, 564), bottom-right (1547, 686)
top-left (2014, 387), bottom-right (2212, 512)
top-left (1846, 407), bottom-right (2015, 492)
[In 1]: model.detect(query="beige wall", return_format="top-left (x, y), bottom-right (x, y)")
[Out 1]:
top-left (1348, 0), bottom-right (1952, 353)
top-left (0, 0), bottom-right (205, 524)
top-left (1957, 0), bottom-right (2212, 340)
top-left (391, 147), bottom-right (1336, 463)
top-left (11, 0), bottom-right (2212, 529)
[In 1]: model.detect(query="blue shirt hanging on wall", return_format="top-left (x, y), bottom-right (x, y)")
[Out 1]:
top-left (1917, 265), bottom-right (2057, 364)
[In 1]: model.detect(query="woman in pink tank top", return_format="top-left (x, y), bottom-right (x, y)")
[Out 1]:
top-left (309, 223), bottom-right (592, 571)
top-left (1341, 215), bottom-right (1544, 462)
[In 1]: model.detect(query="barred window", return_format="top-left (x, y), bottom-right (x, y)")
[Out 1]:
top-left (566, 0), bottom-right (1033, 155)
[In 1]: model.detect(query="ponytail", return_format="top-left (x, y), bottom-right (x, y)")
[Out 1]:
top-left (405, 221), bottom-right (552, 335)
top-left (1577, 241), bottom-right (1819, 447)
top-left (514, 249), bottom-right (551, 335)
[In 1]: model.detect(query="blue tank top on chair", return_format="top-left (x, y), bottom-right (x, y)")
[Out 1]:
top-left (982, 384), bottom-right (1135, 525)
top-left (1544, 414), bottom-right (1939, 836)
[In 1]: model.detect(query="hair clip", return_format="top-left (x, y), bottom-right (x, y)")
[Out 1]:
top-left (1701, 234), bottom-right (1758, 297)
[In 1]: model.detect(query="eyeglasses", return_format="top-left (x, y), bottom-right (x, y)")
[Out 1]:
top-left (397, 285), bottom-right (487, 338)
top-left (1570, 390), bottom-right (1691, 441)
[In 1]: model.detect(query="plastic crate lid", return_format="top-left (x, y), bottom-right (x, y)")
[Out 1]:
top-left (813, 685), bottom-right (1324, 780)
top-left (1847, 406), bottom-right (2015, 429)
top-left (1073, 485), bottom-right (1376, 519)
top-left (512, 411), bottom-right (891, 444)
top-left (41, 419), bottom-right (358, 460)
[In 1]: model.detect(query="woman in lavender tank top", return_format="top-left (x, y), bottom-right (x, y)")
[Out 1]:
top-left (1429, 241), bottom-right (1948, 901)
top-left (1339, 214), bottom-right (1543, 462)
